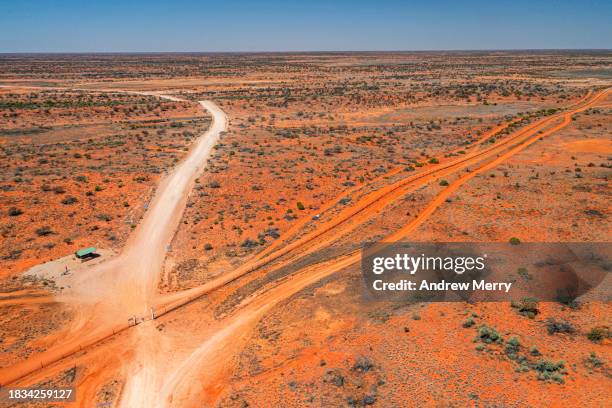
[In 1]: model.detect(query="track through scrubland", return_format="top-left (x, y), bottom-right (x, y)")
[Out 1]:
top-left (153, 89), bottom-right (601, 314)
top-left (1, 88), bottom-right (607, 402)
top-left (0, 95), bottom-right (227, 386)
top-left (152, 87), bottom-right (609, 407)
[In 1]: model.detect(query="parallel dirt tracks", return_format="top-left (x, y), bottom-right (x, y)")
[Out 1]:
top-left (152, 87), bottom-right (609, 407)
top-left (1, 88), bottom-right (607, 403)
top-left (154, 89), bottom-right (601, 314)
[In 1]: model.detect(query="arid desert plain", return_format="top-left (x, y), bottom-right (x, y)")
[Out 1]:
top-left (0, 51), bottom-right (610, 407)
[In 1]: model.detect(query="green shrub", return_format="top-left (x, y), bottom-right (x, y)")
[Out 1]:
top-left (511, 298), bottom-right (539, 318)
top-left (35, 226), bottom-right (53, 236)
top-left (534, 359), bottom-right (565, 383)
top-left (586, 352), bottom-right (604, 368)
top-left (352, 357), bottom-right (374, 372)
top-left (517, 267), bottom-right (531, 280)
top-left (462, 317), bottom-right (475, 328)
top-left (509, 237), bottom-right (521, 245)
top-left (8, 207), bottom-right (23, 216)
top-left (587, 326), bottom-right (610, 343)
top-left (61, 196), bottom-right (78, 205)
top-left (505, 336), bottom-right (521, 357)
top-left (96, 213), bottom-right (112, 222)
top-left (546, 319), bottom-right (576, 335)
top-left (476, 325), bottom-right (502, 343)
top-left (507, 336), bottom-right (520, 348)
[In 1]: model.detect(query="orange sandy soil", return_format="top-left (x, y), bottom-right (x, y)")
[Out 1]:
top-left (0, 88), bottom-right (210, 276)
top-left (0, 52), bottom-right (610, 407)
top-left (216, 288), bottom-right (610, 407)
top-left (163, 53), bottom-right (594, 291)
top-left (0, 87), bottom-right (209, 369)
top-left (208, 94), bottom-right (610, 407)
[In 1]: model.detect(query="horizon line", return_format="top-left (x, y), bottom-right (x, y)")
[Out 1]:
top-left (1, 48), bottom-right (612, 56)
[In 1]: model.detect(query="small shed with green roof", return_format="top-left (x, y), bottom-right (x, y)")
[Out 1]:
top-left (75, 247), bottom-right (97, 259)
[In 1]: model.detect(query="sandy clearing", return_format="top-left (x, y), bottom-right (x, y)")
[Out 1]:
top-left (563, 139), bottom-right (612, 154)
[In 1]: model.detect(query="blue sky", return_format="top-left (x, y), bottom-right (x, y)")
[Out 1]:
top-left (1, 0), bottom-right (611, 52)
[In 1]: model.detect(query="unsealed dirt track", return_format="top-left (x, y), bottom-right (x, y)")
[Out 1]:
top-left (153, 89), bottom-right (605, 312)
top-left (0, 87), bottom-right (608, 404)
top-left (0, 95), bottom-right (227, 387)
top-left (152, 87), bottom-right (610, 407)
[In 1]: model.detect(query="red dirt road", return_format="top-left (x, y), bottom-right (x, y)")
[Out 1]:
top-left (1, 87), bottom-right (608, 407)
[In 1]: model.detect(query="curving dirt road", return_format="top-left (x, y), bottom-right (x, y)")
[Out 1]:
top-left (66, 97), bottom-right (227, 313)
top-left (0, 96), bottom-right (227, 387)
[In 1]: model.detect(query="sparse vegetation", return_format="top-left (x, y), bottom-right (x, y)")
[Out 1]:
top-left (546, 319), bottom-right (576, 335)
top-left (35, 226), bottom-right (53, 236)
top-left (586, 326), bottom-right (610, 343)
top-left (476, 325), bottom-right (502, 344)
top-left (7, 207), bottom-right (23, 216)
top-left (511, 298), bottom-right (539, 318)
top-left (0, 52), bottom-right (607, 407)
top-left (509, 237), bottom-right (521, 245)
